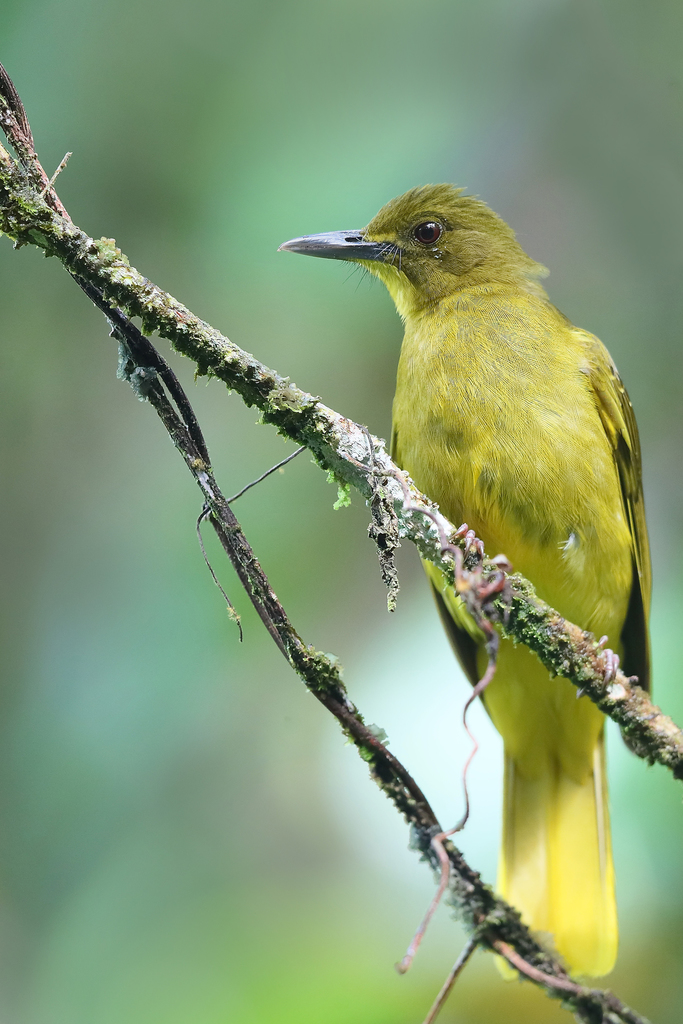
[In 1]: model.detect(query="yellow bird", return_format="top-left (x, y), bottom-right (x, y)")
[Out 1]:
top-left (279, 185), bottom-right (651, 977)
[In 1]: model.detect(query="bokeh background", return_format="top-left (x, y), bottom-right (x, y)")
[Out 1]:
top-left (0, 1), bottom-right (682, 1021)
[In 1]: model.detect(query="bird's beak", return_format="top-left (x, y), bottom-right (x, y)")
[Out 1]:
top-left (278, 230), bottom-right (394, 262)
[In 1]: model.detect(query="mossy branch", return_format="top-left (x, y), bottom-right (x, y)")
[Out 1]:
top-left (0, 62), bottom-right (665, 1023)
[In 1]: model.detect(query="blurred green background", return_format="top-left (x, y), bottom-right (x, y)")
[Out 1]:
top-left (0, 1), bottom-right (682, 1021)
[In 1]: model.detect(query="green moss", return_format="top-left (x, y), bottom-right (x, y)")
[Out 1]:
top-left (326, 470), bottom-right (351, 509)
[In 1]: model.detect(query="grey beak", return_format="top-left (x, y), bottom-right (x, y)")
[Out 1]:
top-left (278, 229), bottom-right (394, 262)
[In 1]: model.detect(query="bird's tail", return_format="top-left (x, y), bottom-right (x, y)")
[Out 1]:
top-left (498, 730), bottom-right (617, 977)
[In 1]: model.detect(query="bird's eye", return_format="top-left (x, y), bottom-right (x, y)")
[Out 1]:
top-left (413, 221), bottom-right (443, 245)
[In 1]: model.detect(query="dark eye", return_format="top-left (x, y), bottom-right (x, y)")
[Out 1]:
top-left (413, 221), bottom-right (443, 245)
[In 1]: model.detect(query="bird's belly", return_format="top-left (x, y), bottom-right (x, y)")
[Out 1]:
top-left (400, 411), bottom-right (632, 642)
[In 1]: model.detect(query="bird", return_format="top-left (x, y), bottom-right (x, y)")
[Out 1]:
top-left (278, 184), bottom-right (651, 978)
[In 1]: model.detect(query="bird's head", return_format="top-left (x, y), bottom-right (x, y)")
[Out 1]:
top-left (279, 184), bottom-right (547, 318)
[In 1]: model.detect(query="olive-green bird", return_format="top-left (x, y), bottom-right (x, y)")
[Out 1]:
top-left (279, 185), bottom-right (651, 977)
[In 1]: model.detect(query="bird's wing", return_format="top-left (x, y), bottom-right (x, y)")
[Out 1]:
top-left (429, 581), bottom-right (482, 687)
top-left (577, 329), bottom-right (652, 690)
top-left (391, 424), bottom-right (482, 688)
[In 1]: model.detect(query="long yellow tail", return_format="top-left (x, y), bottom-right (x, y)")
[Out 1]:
top-left (498, 730), bottom-right (617, 977)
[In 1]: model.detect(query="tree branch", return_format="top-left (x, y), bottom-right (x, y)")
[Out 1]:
top-left (0, 62), bottom-right (667, 1022)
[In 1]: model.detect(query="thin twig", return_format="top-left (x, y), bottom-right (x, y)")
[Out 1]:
top-left (43, 151), bottom-right (72, 193)
top-left (422, 936), bottom-right (479, 1024)
top-left (196, 505), bottom-right (243, 641)
top-left (228, 446), bottom-right (306, 503)
top-left (456, 652), bottom-right (498, 829)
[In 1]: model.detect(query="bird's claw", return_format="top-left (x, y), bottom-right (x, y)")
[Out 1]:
top-left (601, 647), bottom-right (620, 684)
top-left (453, 523), bottom-right (484, 560)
